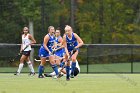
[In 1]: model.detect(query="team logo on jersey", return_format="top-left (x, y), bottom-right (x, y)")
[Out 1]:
top-left (41, 54), bottom-right (44, 57)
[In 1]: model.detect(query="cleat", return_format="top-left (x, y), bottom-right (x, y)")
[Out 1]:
top-left (70, 75), bottom-right (74, 78)
top-left (53, 75), bottom-right (58, 79)
top-left (14, 72), bottom-right (20, 76)
top-left (44, 73), bottom-right (52, 77)
top-left (70, 72), bottom-right (74, 78)
top-left (66, 78), bottom-right (70, 81)
top-left (29, 72), bottom-right (35, 76)
top-left (38, 74), bottom-right (44, 78)
top-left (57, 73), bottom-right (63, 78)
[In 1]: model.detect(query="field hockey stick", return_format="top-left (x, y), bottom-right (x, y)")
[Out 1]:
top-left (9, 45), bottom-right (29, 62)
top-left (51, 47), bottom-right (57, 55)
top-left (34, 57), bottom-right (65, 62)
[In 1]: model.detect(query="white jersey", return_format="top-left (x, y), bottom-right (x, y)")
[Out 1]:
top-left (49, 60), bottom-right (80, 76)
top-left (22, 34), bottom-right (31, 51)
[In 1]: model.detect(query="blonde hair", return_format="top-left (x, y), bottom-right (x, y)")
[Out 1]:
top-left (64, 25), bottom-right (72, 31)
top-left (48, 26), bottom-right (54, 32)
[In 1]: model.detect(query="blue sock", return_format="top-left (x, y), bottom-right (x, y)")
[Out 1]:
top-left (38, 65), bottom-right (44, 76)
top-left (60, 62), bottom-right (65, 67)
top-left (52, 64), bottom-right (59, 76)
top-left (71, 62), bottom-right (76, 75)
top-left (66, 66), bottom-right (70, 79)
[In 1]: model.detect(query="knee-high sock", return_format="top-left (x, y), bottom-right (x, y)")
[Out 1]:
top-left (27, 61), bottom-right (35, 73)
top-left (17, 63), bottom-right (24, 73)
top-left (71, 62), bottom-right (76, 75)
top-left (60, 61), bottom-right (65, 67)
top-left (52, 64), bottom-right (59, 76)
top-left (66, 66), bottom-right (70, 79)
top-left (38, 65), bottom-right (44, 75)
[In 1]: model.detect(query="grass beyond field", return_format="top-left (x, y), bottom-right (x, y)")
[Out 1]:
top-left (1, 62), bottom-right (140, 73)
top-left (0, 74), bottom-right (139, 93)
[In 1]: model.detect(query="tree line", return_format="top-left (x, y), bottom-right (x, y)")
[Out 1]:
top-left (0, 0), bottom-right (140, 44)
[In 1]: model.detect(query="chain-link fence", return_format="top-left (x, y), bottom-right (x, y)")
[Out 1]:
top-left (0, 44), bottom-right (140, 73)
top-left (1, 1), bottom-right (140, 73)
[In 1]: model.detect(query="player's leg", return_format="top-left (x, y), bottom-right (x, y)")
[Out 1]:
top-left (54, 55), bottom-right (61, 66)
top-left (44, 67), bottom-right (64, 78)
top-left (44, 55), bottom-right (61, 77)
top-left (26, 57), bottom-right (35, 76)
top-left (38, 57), bottom-right (46, 78)
top-left (38, 47), bottom-right (49, 78)
top-left (60, 49), bottom-right (66, 68)
top-left (14, 55), bottom-right (27, 75)
top-left (44, 55), bottom-right (59, 77)
top-left (55, 49), bottom-right (65, 68)
top-left (49, 55), bottom-right (59, 78)
top-left (71, 51), bottom-right (78, 78)
top-left (64, 54), bottom-right (71, 80)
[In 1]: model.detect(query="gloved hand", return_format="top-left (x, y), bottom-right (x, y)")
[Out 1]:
top-left (73, 48), bottom-right (77, 53)
top-left (52, 49), bottom-right (56, 55)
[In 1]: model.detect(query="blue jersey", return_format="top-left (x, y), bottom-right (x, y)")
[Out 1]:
top-left (55, 36), bottom-right (65, 57)
top-left (39, 34), bottom-right (55, 57)
top-left (55, 36), bottom-right (61, 48)
top-left (66, 33), bottom-right (78, 52)
top-left (46, 34), bottom-right (55, 51)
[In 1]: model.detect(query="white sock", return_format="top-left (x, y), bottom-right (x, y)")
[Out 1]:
top-left (50, 68), bottom-right (63, 76)
top-left (17, 63), bottom-right (24, 73)
top-left (27, 61), bottom-right (35, 73)
top-left (58, 68), bottom-right (61, 72)
top-left (50, 71), bottom-right (56, 76)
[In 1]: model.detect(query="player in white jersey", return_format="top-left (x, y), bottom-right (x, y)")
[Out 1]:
top-left (44, 60), bottom-right (80, 77)
top-left (14, 27), bottom-right (36, 76)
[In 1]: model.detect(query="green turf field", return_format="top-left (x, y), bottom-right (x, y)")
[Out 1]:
top-left (0, 74), bottom-right (139, 93)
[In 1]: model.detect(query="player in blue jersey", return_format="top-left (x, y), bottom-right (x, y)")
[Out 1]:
top-left (44, 28), bottom-right (65, 77)
top-left (63, 25), bottom-right (84, 81)
top-left (53, 28), bottom-right (65, 65)
top-left (38, 26), bottom-right (59, 78)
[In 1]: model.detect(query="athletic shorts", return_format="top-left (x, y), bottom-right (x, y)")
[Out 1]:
top-left (22, 51), bottom-right (31, 56)
top-left (39, 46), bottom-right (52, 58)
top-left (39, 47), bottom-right (50, 57)
top-left (68, 48), bottom-right (79, 53)
top-left (55, 48), bottom-right (65, 57)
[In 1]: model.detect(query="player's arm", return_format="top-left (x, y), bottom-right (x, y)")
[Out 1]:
top-left (53, 40), bottom-right (57, 49)
top-left (58, 37), bottom-right (63, 46)
top-left (20, 39), bottom-right (23, 53)
top-left (63, 35), bottom-right (69, 57)
top-left (73, 33), bottom-right (84, 49)
top-left (28, 34), bottom-right (36, 45)
top-left (56, 37), bottom-right (64, 50)
top-left (43, 35), bottom-right (51, 54)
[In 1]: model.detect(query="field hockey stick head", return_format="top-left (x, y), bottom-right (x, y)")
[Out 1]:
top-left (9, 53), bottom-right (21, 63)
top-left (72, 48), bottom-right (76, 53)
top-left (9, 45), bottom-right (28, 63)
top-left (9, 59), bottom-right (14, 62)
top-left (52, 49), bottom-right (56, 55)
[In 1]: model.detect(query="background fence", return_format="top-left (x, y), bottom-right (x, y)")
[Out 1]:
top-left (0, 44), bottom-right (140, 73)
top-left (1, 1), bottom-right (140, 73)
